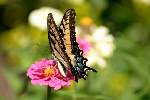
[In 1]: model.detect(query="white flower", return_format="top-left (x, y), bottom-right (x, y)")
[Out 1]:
top-left (92, 26), bottom-right (115, 58)
top-left (77, 25), bottom-right (115, 69)
top-left (92, 26), bottom-right (109, 42)
top-left (86, 49), bottom-right (107, 69)
top-left (28, 7), bottom-right (63, 31)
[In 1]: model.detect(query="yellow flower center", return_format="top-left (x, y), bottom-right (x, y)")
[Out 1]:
top-left (44, 66), bottom-right (55, 77)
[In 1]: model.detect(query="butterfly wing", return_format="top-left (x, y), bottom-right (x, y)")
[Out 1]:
top-left (59, 9), bottom-right (97, 82)
top-left (47, 13), bottom-right (72, 76)
top-left (59, 9), bottom-right (75, 58)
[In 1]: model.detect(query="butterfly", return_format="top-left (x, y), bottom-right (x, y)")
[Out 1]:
top-left (47, 9), bottom-right (97, 82)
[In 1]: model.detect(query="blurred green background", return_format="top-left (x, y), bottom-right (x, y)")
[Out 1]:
top-left (0, 0), bottom-right (150, 100)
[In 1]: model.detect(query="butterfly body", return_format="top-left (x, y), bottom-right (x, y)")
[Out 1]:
top-left (47, 9), bottom-right (97, 82)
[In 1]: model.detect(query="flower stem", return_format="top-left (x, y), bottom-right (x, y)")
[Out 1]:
top-left (46, 86), bottom-right (51, 100)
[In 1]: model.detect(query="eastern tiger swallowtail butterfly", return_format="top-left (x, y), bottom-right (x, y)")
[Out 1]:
top-left (47, 9), bottom-right (97, 82)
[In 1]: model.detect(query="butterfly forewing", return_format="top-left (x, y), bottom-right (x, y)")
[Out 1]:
top-left (47, 13), bottom-right (72, 76)
top-left (59, 10), bottom-right (75, 57)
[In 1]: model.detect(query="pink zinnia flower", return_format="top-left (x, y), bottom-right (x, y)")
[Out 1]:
top-left (27, 59), bottom-right (74, 90)
top-left (77, 37), bottom-right (91, 54)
